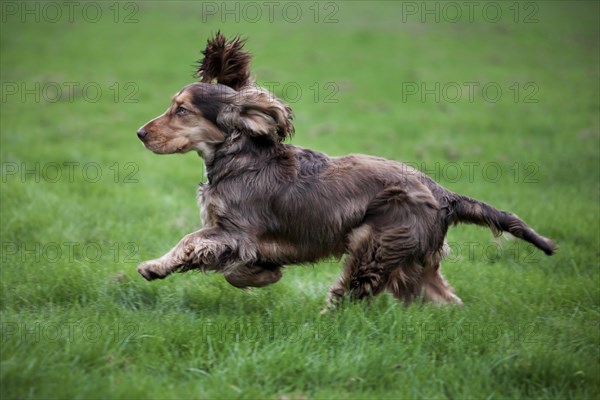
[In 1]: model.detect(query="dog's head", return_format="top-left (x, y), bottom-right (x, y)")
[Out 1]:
top-left (137, 32), bottom-right (294, 161)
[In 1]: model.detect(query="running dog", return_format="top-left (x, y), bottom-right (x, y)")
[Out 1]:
top-left (136, 33), bottom-right (555, 310)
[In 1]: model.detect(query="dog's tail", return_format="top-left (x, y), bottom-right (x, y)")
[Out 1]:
top-left (449, 194), bottom-right (556, 255)
top-left (195, 31), bottom-right (252, 91)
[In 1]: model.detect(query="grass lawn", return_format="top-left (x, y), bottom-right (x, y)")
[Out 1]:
top-left (1, 1), bottom-right (599, 398)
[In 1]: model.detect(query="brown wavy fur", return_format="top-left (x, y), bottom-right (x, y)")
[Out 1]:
top-left (195, 31), bottom-right (252, 91)
top-left (136, 33), bottom-right (555, 311)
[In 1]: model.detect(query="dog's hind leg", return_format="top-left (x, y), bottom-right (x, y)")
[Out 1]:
top-left (385, 266), bottom-right (423, 307)
top-left (324, 186), bottom-right (444, 312)
top-left (322, 225), bottom-right (389, 313)
top-left (420, 264), bottom-right (462, 305)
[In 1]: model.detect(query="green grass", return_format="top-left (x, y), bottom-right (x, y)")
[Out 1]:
top-left (1, 1), bottom-right (599, 399)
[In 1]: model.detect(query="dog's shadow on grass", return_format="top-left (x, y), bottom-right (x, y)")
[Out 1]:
top-left (106, 270), bottom-right (328, 319)
top-left (108, 269), bottom-right (461, 321)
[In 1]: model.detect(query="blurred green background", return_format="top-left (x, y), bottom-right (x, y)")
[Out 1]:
top-left (1, 1), bottom-right (599, 399)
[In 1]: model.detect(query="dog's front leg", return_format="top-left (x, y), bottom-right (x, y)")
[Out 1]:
top-left (223, 263), bottom-right (283, 288)
top-left (137, 228), bottom-right (230, 281)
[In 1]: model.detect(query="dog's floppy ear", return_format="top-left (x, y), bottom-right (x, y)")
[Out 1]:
top-left (218, 87), bottom-right (294, 143)
top-left (195, 31), bottom-right (252, 91)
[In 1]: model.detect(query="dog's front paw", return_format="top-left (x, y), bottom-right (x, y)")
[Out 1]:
top-left (137, 260), bottom-right (169, 281)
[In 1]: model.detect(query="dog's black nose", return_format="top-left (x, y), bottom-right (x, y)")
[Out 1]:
top-left (137, 128), bottom-right (147, 140)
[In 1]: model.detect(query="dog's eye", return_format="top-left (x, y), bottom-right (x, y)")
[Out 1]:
top-left (176, 106), bottom-right (188, 116)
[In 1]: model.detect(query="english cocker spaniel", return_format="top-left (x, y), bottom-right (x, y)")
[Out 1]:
top-left (136, 33), bottom-right (555, 311)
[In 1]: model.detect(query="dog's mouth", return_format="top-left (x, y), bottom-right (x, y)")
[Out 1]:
top-left (139, 138), bottom-right (165, 154)
top-left (140, 137), bottom-right (189, 154)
